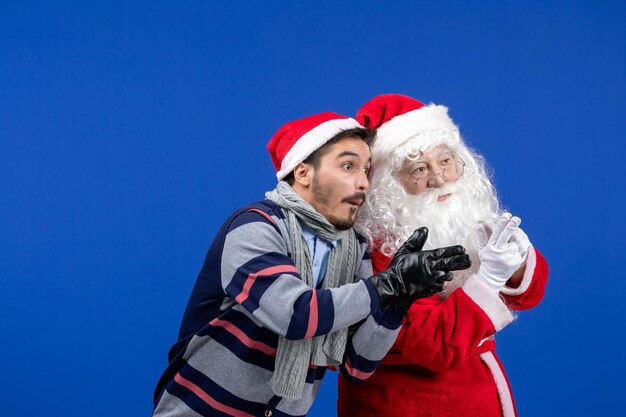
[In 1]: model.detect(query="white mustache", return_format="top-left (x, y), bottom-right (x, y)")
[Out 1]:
top-left (415, 182), bottom-right (461, 205)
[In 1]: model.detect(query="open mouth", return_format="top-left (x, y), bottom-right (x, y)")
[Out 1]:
top-left (343, 191), bottom-right (366, 209)
top-left (346, 199), bottom-right (364, 207)
top-left (343, 193), bottom-right (366, 207)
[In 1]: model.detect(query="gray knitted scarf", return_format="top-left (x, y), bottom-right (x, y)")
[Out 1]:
top-left (265, 181), bottom-right (359, 399)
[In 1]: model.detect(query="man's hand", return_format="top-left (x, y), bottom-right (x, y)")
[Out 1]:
top-left (476, 213), bottom-right (523, 292)
top-left (368, 227), bottom-right (472, 310)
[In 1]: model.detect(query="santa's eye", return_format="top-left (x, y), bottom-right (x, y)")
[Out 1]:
top-left (413, 166), bottom-right (428, 176)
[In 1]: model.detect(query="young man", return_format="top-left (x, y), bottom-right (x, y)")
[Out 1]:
top-left (152, 112), bottom-right (472, 417)
top-left (338, 95), bottom-right (548, 417)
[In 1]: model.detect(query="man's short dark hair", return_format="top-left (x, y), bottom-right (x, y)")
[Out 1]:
top-left (283, 127), bottom-right (376, 185)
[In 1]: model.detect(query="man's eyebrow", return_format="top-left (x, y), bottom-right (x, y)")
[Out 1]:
top-left (335, 151), bottom-right (371, 165)
top-left (336, 151), bottom-right (361, 159)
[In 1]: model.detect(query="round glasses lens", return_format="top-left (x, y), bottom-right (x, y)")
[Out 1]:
top-left (443, 158), bottom-right (465, 181)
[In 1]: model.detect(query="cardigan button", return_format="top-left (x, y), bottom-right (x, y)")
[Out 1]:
top-left (265, 411), bottom-right (272, 417)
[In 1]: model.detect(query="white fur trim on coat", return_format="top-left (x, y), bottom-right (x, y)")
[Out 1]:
top-left (463, 275), bottom-right (515, 332)
top-left (480, 351), bottom-right (516, 417)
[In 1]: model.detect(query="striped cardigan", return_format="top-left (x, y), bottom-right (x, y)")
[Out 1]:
top-left (153, 200), bottom-right (403, 417)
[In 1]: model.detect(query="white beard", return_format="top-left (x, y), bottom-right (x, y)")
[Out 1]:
top-left (359, 177), bottom-right (499, 299)
top-left (393, 179), bottom-right (497, 297)
top-left (397, 181), bottom-right (480, 251)
top-left (356, 141), bottom-right (502, 299)
top-left (386, 179), bottom-right (496, 250)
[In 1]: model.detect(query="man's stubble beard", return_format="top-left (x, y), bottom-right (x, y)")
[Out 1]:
top-left (311, 175), bottom-right (355, 231)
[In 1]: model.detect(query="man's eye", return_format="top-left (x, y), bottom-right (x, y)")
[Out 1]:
top-left (441, 157), bottom-right (452, 165)
top-left (364, 167), bottom-right (370, 174)
top-left (342, 163), bottom-right (353, 170)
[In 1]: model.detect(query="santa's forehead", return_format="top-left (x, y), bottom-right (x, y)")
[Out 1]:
top-left (404, 144), bottom-right (454, 158)
top-left (391, 130), bottom-right (461, 156)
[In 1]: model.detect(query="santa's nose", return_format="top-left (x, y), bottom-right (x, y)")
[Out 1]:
top-left (426, 171), bottom-right (446, 188)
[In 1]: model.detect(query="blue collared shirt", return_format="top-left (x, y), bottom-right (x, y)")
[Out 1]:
top-left (299, 221), bottom-right (338, 288)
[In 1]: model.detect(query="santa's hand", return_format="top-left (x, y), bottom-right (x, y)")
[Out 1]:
top-left (477, 213), bottom-right (522, 292)
top-left (476, 220), bottom-right (493, 252)
top-left (511, 226), bottom-right (532, 262)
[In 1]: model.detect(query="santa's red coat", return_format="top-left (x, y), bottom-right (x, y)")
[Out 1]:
top-left (338, 247), bottom-right (548, 417)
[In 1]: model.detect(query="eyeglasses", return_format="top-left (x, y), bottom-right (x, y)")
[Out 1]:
top-left (404, 151), bottom-right (465, 184)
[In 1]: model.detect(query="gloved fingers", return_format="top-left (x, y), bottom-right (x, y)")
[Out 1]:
top-left (395, 227), bottom-right (429, 257)
top-left (432, 269), bottom-right (447, 281)
top-left (430, 253), bottom-right (472, 272)
top-left (510, 227), bottom-right (527, 245)
top-left (495, 216), bottom-right (520, 247)
top-left (476, 221), bottom-right (491, 249)
top-left (429, 281), bottom-right (445, 295)
top-left (430, 244), bottom-right (467, 258)
top-left (488, 213), bottom-right (512, 245)
top-left (479, 239), bottom-right (519, 262)
top-left (511, 226), bottom-right (531, 253)
top-left (438, 271), bottom-right (454, 282)
top-left (417, 276), bottom-right (445, 297)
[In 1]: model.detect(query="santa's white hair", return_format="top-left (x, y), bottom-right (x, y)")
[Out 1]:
top-left (356, 126), bottom-right (502, 294)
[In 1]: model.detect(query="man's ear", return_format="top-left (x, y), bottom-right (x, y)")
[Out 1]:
top-left (293, 162), bottom-right (312, 187)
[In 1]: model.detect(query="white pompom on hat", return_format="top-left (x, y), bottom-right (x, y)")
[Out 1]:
top-left (356, 94), bottom-right (460, 166)
top-left (267, 112), bottom-right (363, 180)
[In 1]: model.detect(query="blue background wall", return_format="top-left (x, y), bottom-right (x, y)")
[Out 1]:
top-left (1, 1), bottom-right (624, 416)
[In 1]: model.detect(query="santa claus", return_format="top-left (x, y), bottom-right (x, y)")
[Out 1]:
top-left (337, 94), bottom-right (548, 417)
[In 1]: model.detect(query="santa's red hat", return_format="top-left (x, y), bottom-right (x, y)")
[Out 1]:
top-left (356, 94), bottom-right (460, 166)
top-left (267, 112), bottom-right (363, 180)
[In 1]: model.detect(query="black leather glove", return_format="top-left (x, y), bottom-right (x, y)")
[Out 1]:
top-left (367, 227), bottom-right (472, 310)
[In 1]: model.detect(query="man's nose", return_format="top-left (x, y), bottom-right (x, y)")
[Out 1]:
top-left (356, 170), bottom-right (369, 191)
